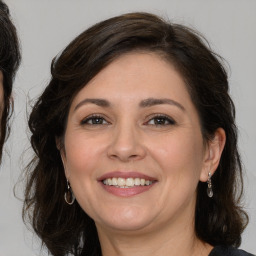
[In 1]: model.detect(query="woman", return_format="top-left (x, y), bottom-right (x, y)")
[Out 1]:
top-left (23, 13), bottom-right (253, 256)
top-left (0, 0), bottom-right (21, 162)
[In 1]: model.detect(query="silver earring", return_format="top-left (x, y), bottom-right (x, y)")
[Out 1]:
top-left (207, 172), bottom-right (213, 198)
top-left (64, 179), bottom-right (75, 205)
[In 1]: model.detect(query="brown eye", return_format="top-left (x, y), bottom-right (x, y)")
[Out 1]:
top-left (147, 115), bottom-right (176, 126)
top-left (81, 115), bottom-right (108, 125)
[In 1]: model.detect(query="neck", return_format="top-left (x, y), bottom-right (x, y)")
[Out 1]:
top-left (96, 214), bottom-right (213, 256)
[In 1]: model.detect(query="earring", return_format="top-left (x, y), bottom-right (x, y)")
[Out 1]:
top-left (64, 179), bottom-right (75, 205)
top-left (207, 172), bottom-right (213, 198)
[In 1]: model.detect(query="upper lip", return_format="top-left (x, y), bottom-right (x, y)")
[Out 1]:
top-left (97, 171), bottom-right (157, 181)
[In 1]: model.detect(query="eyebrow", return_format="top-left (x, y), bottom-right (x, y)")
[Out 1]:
top-left (140, 98), bottom-right (185, 111)
top-left (74, 97), bottom-right (185, 111)
top-left (74, 98), bottom-right (110, 110)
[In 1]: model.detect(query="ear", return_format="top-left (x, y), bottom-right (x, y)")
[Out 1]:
top-left (200, 128), bottom-right (226, 182)
top-left (55, 136), bottom-right (62, 150)
top-left (55, 137), bottom-right (70, 179)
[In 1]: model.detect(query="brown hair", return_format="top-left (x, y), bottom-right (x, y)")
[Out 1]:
top-left (0, 0), bottom-right (21, 161)
top-left (23, 12), bottom-right (248, 256)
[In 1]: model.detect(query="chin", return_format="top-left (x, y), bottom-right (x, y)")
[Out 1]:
top-left (98, 219), bottom-right (153, 233)
top-left (95, 206), bottom-right (155, 232)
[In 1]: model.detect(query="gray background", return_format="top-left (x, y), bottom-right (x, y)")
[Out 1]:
top-left (0, 0), bottom-right (255, 255)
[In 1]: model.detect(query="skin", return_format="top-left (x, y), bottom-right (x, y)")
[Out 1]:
top-left (61, 52), bottom-right (226, 256)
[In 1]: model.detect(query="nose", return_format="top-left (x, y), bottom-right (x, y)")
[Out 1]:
top-left (107, 123), bottom-right (146, 162)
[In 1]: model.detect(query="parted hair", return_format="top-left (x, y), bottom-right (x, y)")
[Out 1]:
top-left (23, 12), bottom-right (248, 256)
top-left (0, 0), bottom-right (21, 161)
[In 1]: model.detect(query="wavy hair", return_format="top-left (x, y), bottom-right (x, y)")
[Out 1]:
top-left (0, 0), bottom-right (21, 161)
top-left (23, 12), bottom-right (248, 256)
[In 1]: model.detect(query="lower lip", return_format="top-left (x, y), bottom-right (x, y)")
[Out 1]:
top-left (100, 182), bottom-right (156, 197)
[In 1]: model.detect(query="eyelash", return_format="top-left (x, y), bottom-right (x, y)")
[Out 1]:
top-left (81, 114), bottom-right (176, 126)
top-left (81, 115), bottom-right (109, 125)
top-left (145, 114), bottom-right (176, 126)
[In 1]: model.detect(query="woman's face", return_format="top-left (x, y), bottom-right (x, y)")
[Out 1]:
top-left (62, 52), bottom-right (213, 235)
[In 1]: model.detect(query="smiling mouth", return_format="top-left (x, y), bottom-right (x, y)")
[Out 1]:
top-left (102, 177), bottom-right (155, 188)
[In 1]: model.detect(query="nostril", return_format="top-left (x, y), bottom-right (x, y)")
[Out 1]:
top-left (107, 132), bottom-right (146, 161)
top-left (129, 154), bottom-right (141, 159)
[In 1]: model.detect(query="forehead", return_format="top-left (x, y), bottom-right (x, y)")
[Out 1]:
top-left (75, 52), bottom-right (187, 96)
top-left (70, 52), bottom-right (193, 110)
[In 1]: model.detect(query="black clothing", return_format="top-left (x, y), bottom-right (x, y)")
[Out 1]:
top-left (209, 246), bottom-right (255, 256)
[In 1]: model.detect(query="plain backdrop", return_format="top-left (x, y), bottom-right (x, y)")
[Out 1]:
top-left (0, 0), bottom-right (255, 255)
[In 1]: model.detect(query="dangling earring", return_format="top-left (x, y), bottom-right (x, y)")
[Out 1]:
top-left (64, 179), bottom-right (75, 205)
top-left (207, 172), bottom-right (213, 198)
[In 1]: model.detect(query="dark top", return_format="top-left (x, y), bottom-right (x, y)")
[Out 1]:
top-left (209, 246), bottom-right (255, 256)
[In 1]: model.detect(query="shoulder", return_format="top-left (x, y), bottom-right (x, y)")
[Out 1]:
top-left (209, 246), bottom-right (255, 256)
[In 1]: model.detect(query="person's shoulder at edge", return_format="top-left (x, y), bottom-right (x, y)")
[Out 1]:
top-left (209, 246), bottom-right (255, 256)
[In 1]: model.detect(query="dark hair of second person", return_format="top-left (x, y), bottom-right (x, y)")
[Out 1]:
top-left (0, 0), bottom-right (21, 161)
top-left (23, 12), bottom-right (248, 256)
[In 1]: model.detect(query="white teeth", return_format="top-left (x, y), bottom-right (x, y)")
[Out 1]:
top-left (117, 178), bottom-right (126, 186)
top-left (126, 178), bottom-right (134, 187)
top-left (103, 177), bottom-right (153, 187)
top-left (112, 177), bottom-right (118, 186)
top-left (134, 178), bottom-right (141, 186)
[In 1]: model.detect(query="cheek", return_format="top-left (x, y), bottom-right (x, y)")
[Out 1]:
top-left (64, 134), bottom-right (101, 208)
top-left (64, 132), bottom-right (104, 179)
top-left (149, 130), bottom-right (204, 181)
